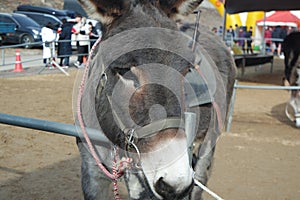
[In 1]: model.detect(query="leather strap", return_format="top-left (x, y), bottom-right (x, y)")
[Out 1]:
top-left (107, 95), bottom-right (184, 139)
top-left (134, 118), bottom-right (184, 139)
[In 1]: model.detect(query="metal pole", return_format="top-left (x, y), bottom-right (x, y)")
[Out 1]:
top-left (261, 12), bottom-right (267, 55)
top-left (0, 112), bottom-right (110, 143)
top-left (1, 49), bottom-right (4, 66)
top-left (50, 41), bottom-right (70, 76)
top-left (192, 10), bottom-right (201, 52)
top-left (222, 9), bottom-right (227, 42)
top-left (226, 80), bottom-right (238, 132)
top-left (225, 81), bottom-right (300, 132)
top-left (235, 85), bottom-right (300, 90)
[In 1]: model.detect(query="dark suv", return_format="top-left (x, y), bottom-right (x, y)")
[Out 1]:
top-left (13, 11), bottom-right (62, 31)
top-left (0, 13), bottom-right (42, 48)
top-left (16, 4), bottom-right (77, 20)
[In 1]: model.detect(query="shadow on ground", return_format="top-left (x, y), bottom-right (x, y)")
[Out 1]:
top-left (0, 156), bottom-right (83, 200)
top-left (236, 58), bottom-right (285, 85)
top-left (271, 102), bottom-right (297, 128)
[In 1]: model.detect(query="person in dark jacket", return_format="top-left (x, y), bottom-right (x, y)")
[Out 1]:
top-left (245, 26), bottom-right (253, 54)
top-left (88, 21), bottom-right (102, 47)
top-left (237, 27), bottom-right (246, 53)
top-left (57, 18), bottom-right (73, 68)
top-left (272, 25), bottom-right (287, 56)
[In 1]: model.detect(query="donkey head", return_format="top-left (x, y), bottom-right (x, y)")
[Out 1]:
top-left (79, 0), bottom-right (203, 198)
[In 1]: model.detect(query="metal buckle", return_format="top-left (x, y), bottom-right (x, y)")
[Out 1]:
top-left (127, 129), bottom-right (135, 145)
top-left (125, 129), bottom-right (142, 169)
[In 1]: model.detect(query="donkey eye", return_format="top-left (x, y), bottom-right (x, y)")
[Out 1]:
top-left (114, 67), bottom-right (140, 88)
top-left (113, 67), bottom-right (131, 76)
top-left (171, 7), bottom-right (177, 13)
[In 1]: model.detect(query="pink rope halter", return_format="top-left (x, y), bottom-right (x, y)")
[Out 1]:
top-left (76, 37), bottom-right (132, 199)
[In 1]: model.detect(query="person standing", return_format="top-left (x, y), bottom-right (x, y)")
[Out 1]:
top-left (88, 21), bottom-right (102, 47)
top-left (245, 26), bottom-right (253, 54)
top-left (272, 25), bottom-right (283, 56)
top-left (237, 27), bottom-right (246, 53)
top-left (234, 24), bottom-right (239, 41)
top-left (287, 26), bottom-right (296, 35)
top-left (40, 22), bottom-right (56, 67)
top-left (57, 18), bottom-right (72, 68)
top-left (217, 25), bottom-right (223, 37)
top-left (278, 26), bottom-right (287, 58)
top-left (264, 26), bottom-right (272, 53)
top-left (72, 14), bottom-right (90, 68)
top-left (226, 25), bottom-right (235, 46)
top-left (227, 25), bottom-right (235, 38)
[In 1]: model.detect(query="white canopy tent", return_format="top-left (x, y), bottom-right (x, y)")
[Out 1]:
top-left (224, 0), bottom-right (300, 54)
top-left (256, 11), bottom-right (300, 28)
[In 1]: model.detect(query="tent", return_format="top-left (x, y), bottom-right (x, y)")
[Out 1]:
top-left (256, 11), bottom-right (300, 28)
top-left (224, 0), bottom-right (300, 14)
top-left (224, 0), bottom-right (300, 54)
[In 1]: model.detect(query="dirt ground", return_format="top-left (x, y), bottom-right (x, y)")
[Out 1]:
top-left (0, 58), bottom-right (299, 200)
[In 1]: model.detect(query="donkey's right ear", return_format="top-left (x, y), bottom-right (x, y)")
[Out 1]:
top-left (78, 0), bottom-right (129, 26)
top-left (159, 0), bottom-right (203, 18)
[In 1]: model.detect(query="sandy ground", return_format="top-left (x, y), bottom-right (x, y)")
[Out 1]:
top-left (0, 58), bottom-right (299, 200)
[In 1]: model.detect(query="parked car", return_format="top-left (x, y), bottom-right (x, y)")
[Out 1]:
top-left (0, 22), bottom-right (16, 45)
top-left (0, 13), bottom-right (42, 48)
top-left (16, 4), bottom-right (100, 28)
top-left (16, 4), bottom-right (77, 20)
top-left (13, 11), bottom-right (62, 31)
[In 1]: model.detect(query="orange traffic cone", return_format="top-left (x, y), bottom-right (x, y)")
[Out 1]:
top-left (83, 55), bottom-right (87, 64)
top-left (13, 49), bottom-right (23, 72)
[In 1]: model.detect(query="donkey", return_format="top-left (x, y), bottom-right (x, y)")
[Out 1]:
top-left (282, 31), bottom-right (300, 127)
top-left (282, 31), bottom-right (300, 83)
top-left (76, 0), bottom-right (236, 199)
top-left (285, 63), bottom-right (300, 128)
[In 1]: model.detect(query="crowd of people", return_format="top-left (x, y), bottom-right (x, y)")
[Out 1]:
top-left (39, 14), bottom-right (102, 69)
top-left (264, 25), bottom-right (297, 57)
top-left (223, 25), bottom-right (254, 54)
top-left (220, 24), bottom-right (298, 56)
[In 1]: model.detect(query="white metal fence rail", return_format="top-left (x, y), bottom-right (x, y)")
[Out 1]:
top-left (226, 80), bottom-right (300, 132)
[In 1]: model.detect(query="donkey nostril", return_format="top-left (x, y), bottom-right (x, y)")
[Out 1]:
top-left (154, 177), bottom-right (194, 199)
top-left (154, 177), bottom-right (175, 197)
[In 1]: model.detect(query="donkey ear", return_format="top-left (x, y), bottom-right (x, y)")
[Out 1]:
top-left (160, 0), bottom-right (203, 17)
top-left (78, 0), bottom-right (128, 25)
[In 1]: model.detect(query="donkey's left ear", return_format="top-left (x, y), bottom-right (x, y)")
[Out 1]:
top-left (160, 0), bottom-right (203, 17)
top-left (78, 0), bottom-right (129, 26)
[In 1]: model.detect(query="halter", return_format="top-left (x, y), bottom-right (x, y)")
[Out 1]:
top-left (77, 26), bottom-right (223, 166)
top-left (106, 93), bottom-right (185, 140)
top-left (91, 27), bottom-right (212, 154)
top-left (100, 68), bottom-right (186, 165)
top-left (98, 64), bottom-right (186, 139)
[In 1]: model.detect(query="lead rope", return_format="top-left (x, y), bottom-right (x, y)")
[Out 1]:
top-left (112, 147), bottom-right (121, 200)
top-left (76, 37), bottom-right (130, 200)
